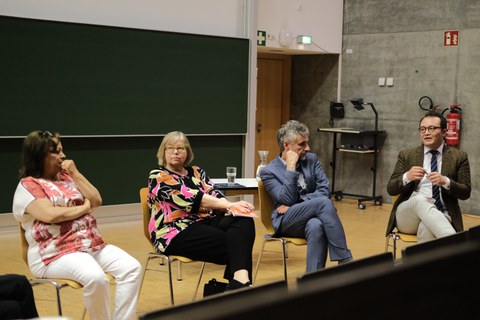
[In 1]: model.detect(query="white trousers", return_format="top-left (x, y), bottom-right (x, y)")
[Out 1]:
top-left (30, 244), bottom-right (142, 320)
top-left (396, 193), bottom-right (456, 243)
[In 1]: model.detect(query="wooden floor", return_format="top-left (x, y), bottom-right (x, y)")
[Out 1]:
top-left (1, 199), bottom-right (479, 319)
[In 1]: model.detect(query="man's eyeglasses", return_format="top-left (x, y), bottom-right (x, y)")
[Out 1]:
top-left (418, 126), bottom-right (441, 133)
top-left (166, 146), bottom-right (186, 153)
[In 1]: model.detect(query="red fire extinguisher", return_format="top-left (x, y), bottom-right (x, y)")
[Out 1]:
top-left (442, 104), bottom-right (462, 146)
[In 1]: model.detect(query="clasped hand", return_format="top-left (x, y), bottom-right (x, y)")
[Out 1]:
top-left (61, 159), bottom-right (79, 176)
top-left (407, 166), bottom-right (445, 186)
top-left (83, 198), bottom-right (93, 214)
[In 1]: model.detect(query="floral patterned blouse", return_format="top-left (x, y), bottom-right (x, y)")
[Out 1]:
top-left (12, 171), bottom-right (106, 267)
top-left (147, 165), bottom-right (224, 253)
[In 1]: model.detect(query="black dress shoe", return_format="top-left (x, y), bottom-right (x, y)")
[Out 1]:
top-left (225, 279), bottom-right (252, 291)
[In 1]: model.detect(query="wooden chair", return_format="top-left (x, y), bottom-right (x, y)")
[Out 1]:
top-left (19, 224), bottom-right (114, 319)
top-left (384, 195), bottom-right (418, 259)
top-left (138, 187), bottom-right (206, 305)
top-left (385, 229), bottom-right (418, 260)
top-left (253, 180), bottom-right (307, 284)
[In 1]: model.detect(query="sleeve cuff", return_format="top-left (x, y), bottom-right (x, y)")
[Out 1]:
top-left (402, 172), bottom-right (410, 186)
top-left (442, 177), bottom-right (451, 190)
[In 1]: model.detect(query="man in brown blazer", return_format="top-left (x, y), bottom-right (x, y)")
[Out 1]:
top-left (386, 111), bottom-right (471, 242)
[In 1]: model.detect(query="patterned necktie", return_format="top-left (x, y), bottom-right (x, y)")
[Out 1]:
top-left (430, 150), bottom-right (443, 211)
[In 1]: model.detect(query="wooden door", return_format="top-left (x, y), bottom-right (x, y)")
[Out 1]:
top-left (255, 53), bottom-right (291, 176)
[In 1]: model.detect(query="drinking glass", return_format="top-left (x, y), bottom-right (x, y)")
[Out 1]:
top-left (226, 167), bottom-right (237, 185)
top-left (256, 150), bottom-right (269, 181)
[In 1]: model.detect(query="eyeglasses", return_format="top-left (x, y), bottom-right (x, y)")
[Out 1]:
top-left (41, 130), bottom-right (53, 138)
top-left (418, 126), bottom-right (441, 133)
top-left (166, 146), bottom-right (186, 153)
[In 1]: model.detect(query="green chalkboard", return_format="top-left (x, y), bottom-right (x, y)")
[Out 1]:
top-left (0, 15), bottom-right (249, 136)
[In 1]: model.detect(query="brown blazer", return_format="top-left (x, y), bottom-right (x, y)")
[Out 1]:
top-left (385, 145), bottom-right (471, 237)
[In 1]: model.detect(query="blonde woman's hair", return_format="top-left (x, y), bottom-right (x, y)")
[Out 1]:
top-left (156, 131), bottom-right (194, 166)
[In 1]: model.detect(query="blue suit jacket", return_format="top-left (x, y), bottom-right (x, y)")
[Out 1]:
top-left (259, 152), bottom-right (331, 231)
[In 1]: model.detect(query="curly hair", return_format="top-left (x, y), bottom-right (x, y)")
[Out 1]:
top-left (276, 120), bottom-right (309, 152)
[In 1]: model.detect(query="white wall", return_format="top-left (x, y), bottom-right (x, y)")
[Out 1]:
top-left (0, 0), bottom-right (248, 37)
top-left (257, 0), bottom-right (344, 54)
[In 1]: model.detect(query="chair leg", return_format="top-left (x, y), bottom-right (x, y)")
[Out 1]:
top-left (253, 239), bottom-right (267, 285)
top-left (192, 262), bottom-right (206, 301)
top-left (393, 235), bottom-right (398, 260)
top-left (138, 254), bottom-right (155, 298)
top-left (385, 233), bottom-right (400, 260)
top-left (176, 260), bottom-right (183, 281)
top-left (165, 256), bottom-right (175, 305)
top-left (54, 285), bottom-right (63, 315)
top-left (30, 279), bottom-right (76, 317)
top-left (280, 239), bottom-right (288, 282)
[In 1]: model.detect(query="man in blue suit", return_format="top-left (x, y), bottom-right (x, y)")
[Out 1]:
top-left (260, 120), bottom-right (352, 272)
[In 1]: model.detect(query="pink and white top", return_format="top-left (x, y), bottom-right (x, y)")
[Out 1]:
top-left (12, 171), bottom-right (106, 267)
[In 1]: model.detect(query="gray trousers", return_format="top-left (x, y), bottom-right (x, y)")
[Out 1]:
top-left (396, 193), bottom-right (456, 243)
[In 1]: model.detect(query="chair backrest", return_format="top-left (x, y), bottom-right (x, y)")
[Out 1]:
top-left (296, 252), bottom-right (394, 288)
top-left (467, 224), bottom-right (480, 241)
top-left (257, 180), bottom-right (275, 235)
top-left (402, 229), bottom-right (469, 259)
top-left (390, 194), bottom-right (407, 235)
top-left (138, 280), bottom-right (288, 320)
top-left (392, 194), bottom-right (399, 205)
top-left (139, 187), bottom-right (151, 243)
top-left (19, 224), bottom-right (29, 265)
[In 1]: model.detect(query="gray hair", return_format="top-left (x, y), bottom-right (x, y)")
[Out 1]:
top-left (276, 120), bottom-right (309, 152)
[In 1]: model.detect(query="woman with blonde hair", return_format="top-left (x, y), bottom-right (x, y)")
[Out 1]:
top-left (147, 131), bottom-right (256, 290)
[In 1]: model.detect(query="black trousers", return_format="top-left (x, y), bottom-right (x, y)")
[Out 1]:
top-left (164, 215), bottom-right (255, 281)
top-left (0, 274), bottom-right (39, 320)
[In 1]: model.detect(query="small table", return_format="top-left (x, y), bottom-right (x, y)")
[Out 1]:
top-left (211, 178), bottom-right (259, 196)
top-left (318, 127), bottom-right (386, 209)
